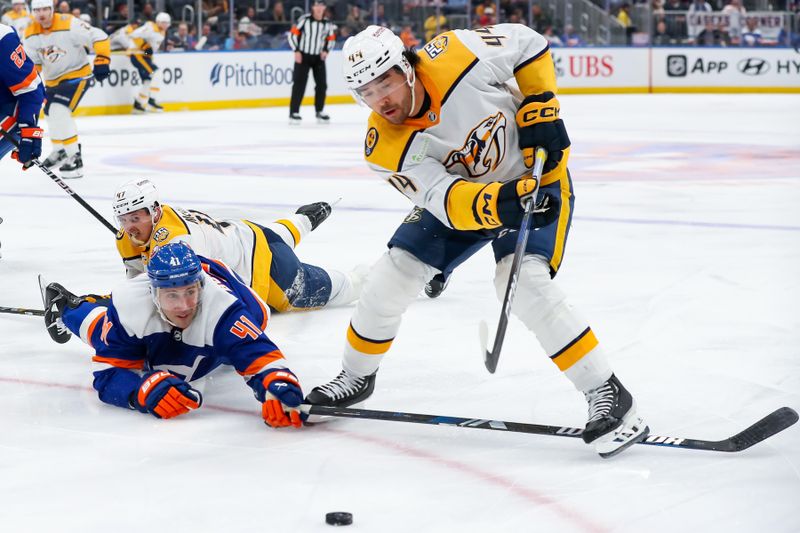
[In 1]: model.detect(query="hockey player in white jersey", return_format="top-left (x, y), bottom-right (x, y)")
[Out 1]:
top-left (41, 242), bottom-right (306, 428)
top-left (112, 178), bottom-right (364, 313)
top-left (117, 12), bottom-right (170, 113)
top-left (305, 25), bottom-right (649, 457)
top-left (1, 0), bottom-right (32, 35)
top-left (23, 0), bottom-right (110, 178)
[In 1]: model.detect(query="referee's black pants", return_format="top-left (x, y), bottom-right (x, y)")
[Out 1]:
top-left (290, 53), bottom-right (327, 115)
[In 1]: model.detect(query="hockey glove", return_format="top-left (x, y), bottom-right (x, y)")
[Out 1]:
top-left (296, 202), bottom-right (332, 231)
top-left (251, 368), bottom-right (305, 428)
top-left (516, 92), bottom-right (570, 173)
top-left (496, 179), bottom-right (560, 229)
top-left (93, 56), bottom-right (111, 82)
top-left (11, 124), bottom-right (43, 169)
top-left (132, 370), bottom-right (202, 419)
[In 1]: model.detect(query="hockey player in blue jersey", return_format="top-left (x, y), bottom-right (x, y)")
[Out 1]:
top-left (41, 242), bottom-right (306, 428)
top-left (0, 22), bottom-right (44, 168)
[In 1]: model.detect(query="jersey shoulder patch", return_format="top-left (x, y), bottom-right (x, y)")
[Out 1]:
top-left (418, 31), bottom-right (478, 104)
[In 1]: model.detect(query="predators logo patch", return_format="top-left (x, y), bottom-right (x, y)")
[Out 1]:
top-left (423, 35), bottom-right (448, 59)
top-left (153, 227), bottom-right (170, 243)
top-left (403, 207), bottom-right (424, 224)
top-left (365, 127), bottom-right (379, 157)
top-left (444, 112), bottom-right (507, 178)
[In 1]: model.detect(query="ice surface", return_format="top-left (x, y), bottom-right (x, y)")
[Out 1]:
top-left (1, 94), bottom-right (798, 532)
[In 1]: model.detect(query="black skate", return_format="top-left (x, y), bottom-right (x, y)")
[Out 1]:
top-left (424, 273), bottom-right (449, 298)
top-left (296, 201), bottom-right (332, 230)
top-left (41, 148), bottom-right (67, 169)
top-left (132, 101), bottom-right (147, 114)
top-left (38, 276), bottom-right (81, 344)
top-left (147, 98), bottom-right (164, 112)
top-left (59, 151), bottom-right (83, 179)
top-left (289, 113), bottom-right (302, 125)
top-left (316, 111), bottom-right (330, 124)
top-left (305, 369), bottom-right (376, 408)
top-left (582, 374), bottom-right (649, 458)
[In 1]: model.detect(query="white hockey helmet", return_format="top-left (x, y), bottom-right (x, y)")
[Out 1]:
top-left (12, 0), bottom-right (27, 6)
top-left (30, 0), bottom-right (53, 10)
top-left (112, 178), bottom-right (160, 221)
top-left (342, 25), bottom-right (414, 104)
top-left (155, 12), bottom-right (171, 25)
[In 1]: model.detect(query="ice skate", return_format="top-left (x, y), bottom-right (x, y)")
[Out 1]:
top-left (289, 113), bottom-right (302, 125)
top-left (41, 148), bottom-right (67, 169)
top-left (132, 101), bottom-right (147, 114)
top-left (316, 112), bottom-right (330, 124)
top-left (147, 98), bottom-right (164, 112)
top-left (305, 369), bottom-right (376, 409)
top-left (582, 374), bottom-right (649, 458)
top-left (59, 151), bottom-right (83, 179)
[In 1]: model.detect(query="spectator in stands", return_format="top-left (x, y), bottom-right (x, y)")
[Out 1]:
top-left (267, 1), bottom-right (290, 36)
top-left (345, 4), bottom-right (366, 35)
top-left (58, 1), bottom-right (69, 14)
top-left (71, 7), bottom-right (81, 18)
top-left (233, 31), bottom-right (253, 50)
top-left (196, 22), bottom-right (224, 50)
top-left (477, 6), bottom-right (495, 27)
top-left (542, 25), bottom-right (564, 46)
top-left (168, 22), bottom-right (196, 51)
top-left (239, 15), bottom-right (262, 38)
top-left (336, 25), bottom-right (352, 45)
top-left (696, 20), bottom-right (728, 45)
top-left (530, 5), bottom-right (553, 34)
top-left (400, 23), bottom-right (420, 48)
top-left (370, 3), bottom-right (389, 27)
top-left (664, 0), bottom-right (688, 40)
top-left (688, 0), bottom-right (713, 13)
top-left (740, 16), bottom-right (763, 46)
top-left (652, 0), bottom-right (666, 17)
top-left (562, 24), bottom-right (585, 46)
top-left (141, 2), bottom-right (155, 21)
top-left (617, 3), bottom-right (636, 45)
top-left (652, 19), bottom-right (674, 44)
top-left (203, 0), bottom-right (228, 27)
top-left (721, 0), bottom-right (746, 15)
top-left (425, 11), bottom-right (448, 41)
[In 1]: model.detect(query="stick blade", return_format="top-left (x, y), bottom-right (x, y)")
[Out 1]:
top-left (479, 320), bottom-right (498, 373)
top-left (725, 406), bottom-right (798, 452)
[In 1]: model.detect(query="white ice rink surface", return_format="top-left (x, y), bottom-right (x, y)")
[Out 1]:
top-left (1, 94), bottom-right (799, 533)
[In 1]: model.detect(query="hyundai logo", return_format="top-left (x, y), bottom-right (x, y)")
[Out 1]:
top-left (737, 58), bottom-right (770, 76)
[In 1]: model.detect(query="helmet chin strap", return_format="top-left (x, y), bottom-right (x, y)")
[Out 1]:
top-left (407, 67), bottom-right (417, 118)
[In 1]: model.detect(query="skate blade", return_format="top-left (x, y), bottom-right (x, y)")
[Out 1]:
top-left (595, 415), bottom-right (649, 458)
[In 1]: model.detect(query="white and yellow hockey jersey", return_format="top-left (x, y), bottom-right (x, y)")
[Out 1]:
top-left (115, 204), bottom-right (309, 305)
top-left (109, 23), bottom-right (136, 51)
top-left (23, 14), bottom-right (109, 86)
top-left (363, 24), bottom-right (569, 232)
top-left (128, 21), bottom-right (165, 54)
top-left (1, 8), bottom-right (31, 35)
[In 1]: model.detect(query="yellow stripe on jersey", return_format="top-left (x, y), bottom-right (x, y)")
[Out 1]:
top-left (513, 48), bottom-right (558, 97)
top-left (540, 146), bottom-right (570, 187)
top-left (549, 169), bottom-right (573, 273)
top-left (242, 220), bottom-right (274, 305)
top-left (417, 31), bottom-right (479, 105)
top-left (24, 14), bottom-right (72, 38)
top-left (45, 64), bottom-right (92, 87)
top-left (68, 79), bottom-right (87, 110)
top-left (275, 219), bottom-right (301, 247)
top-left (550, 327), bottom-right (598, 371)
top-left (445, 179), bottom-right (503, 231)
top-left (346, 323), bottom-right (393, 355)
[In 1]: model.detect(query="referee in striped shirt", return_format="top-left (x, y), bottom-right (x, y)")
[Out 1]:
top-left (288, 0), bottom-right (336, 124)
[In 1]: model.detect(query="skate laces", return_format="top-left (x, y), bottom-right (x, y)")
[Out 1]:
top-left (316, 371), bottom-right (366, 401)
top-left (586, 381), bottom-right (616, 423)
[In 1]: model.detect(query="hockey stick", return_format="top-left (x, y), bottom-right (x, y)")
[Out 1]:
top-left (0, 306), bottom-right (45, 317)
top-left (0, 128), bottom-right (117, 235)
top-left (480, 147), bottom-right (548, 374)
top-left (303, 404), bottom-right (798, 453)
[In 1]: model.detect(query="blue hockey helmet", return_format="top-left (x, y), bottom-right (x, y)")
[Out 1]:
top-left (147, 242), bottom-right (204, 289)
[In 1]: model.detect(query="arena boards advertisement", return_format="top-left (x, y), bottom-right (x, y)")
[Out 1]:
top-left (76, 47), bottom-right (799, 115)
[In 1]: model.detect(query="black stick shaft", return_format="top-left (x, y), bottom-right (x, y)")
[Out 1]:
top-left (0, 128), bottom-right (117, 234)
top-left (484, 147), bottom-right (547, 373)
top-left (304, 404), bottom-right (798, 453)
top-left (0, 306), bottom-right (45, 317)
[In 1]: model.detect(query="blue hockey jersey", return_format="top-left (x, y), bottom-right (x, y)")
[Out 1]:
top-left (0, 23), bottom-right (43, 127)
top-left (62, 256), bottom-right (289, 410)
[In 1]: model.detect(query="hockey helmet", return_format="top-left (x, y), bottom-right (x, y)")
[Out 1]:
top-left (342, 25), bottom-right (415, 105)
top-left (155, 12), bottom-right (171, 25)
top-left (148, 242), bottom-right (203, 289)
top-left (113, 178), bottom-right (160, 221)
top-left (30, 0), bottom-right (53, 10)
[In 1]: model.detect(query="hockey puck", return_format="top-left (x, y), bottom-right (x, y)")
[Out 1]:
top-left (325, 512), bottom-right (353, 526)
